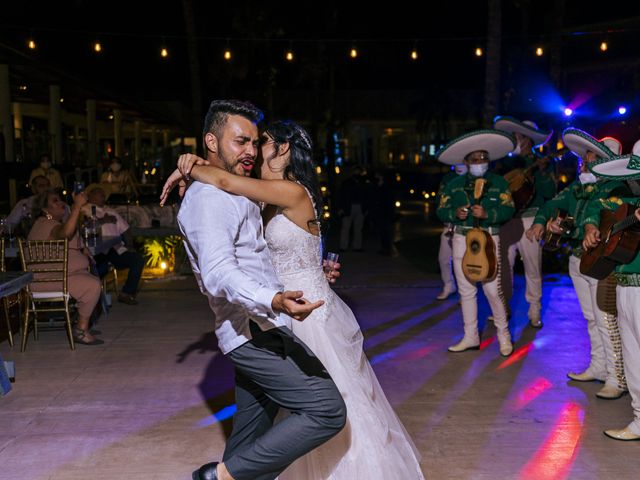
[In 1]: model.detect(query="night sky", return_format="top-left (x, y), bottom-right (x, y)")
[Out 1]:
top-left (2, 1), bottom-right (639, 100)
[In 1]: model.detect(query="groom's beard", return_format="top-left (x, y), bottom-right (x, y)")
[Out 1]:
top-left (218, 145), bottom-right (254, 177)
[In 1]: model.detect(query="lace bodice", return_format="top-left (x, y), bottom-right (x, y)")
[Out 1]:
top-left (264, 210), bottom-right (323, 278)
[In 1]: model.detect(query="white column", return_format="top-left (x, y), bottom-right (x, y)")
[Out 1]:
top-left (12, 102), bottom-right (22, 140)
top-left (49, 85), bottom-right (62, 164)
top-left (86, 99), bottom-right (97, 166)
top-left (134, 120), bottom-right (141, 167)
top-left (113, 109), bottom-right (123, 158)
top-left (0, 64), bottom-right (14, 163)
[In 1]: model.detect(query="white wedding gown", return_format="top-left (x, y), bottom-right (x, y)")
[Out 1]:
top-left (266, 200), bottom-right (425, 480)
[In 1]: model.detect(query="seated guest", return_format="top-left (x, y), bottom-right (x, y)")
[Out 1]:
top-left (29, 154), bottom-right (64, 190)
top-left (4, 175), bottom-right (51, 234)
top-left (28, 189), bottom-right (103, 345)
top-left (83, 186), bottom-right (144, 305)
top-left (100, 157), bottom-right (139, 197)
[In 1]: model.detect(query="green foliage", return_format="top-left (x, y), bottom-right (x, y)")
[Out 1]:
top-left (140, 235), bottom-right (181, 268)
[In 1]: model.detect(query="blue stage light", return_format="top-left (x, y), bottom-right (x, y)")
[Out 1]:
top-left (563, 107), bottom-right (573, 117)
top-left (618, 106), bottom-right (628, 115)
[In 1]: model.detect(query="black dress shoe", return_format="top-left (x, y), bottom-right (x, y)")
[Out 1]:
top-left (192, 462), bottom-right (219, 480)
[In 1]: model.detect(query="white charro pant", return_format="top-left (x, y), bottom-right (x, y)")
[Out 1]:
top-left (439, 226), bottom-right (456, 292)
top-left (452, 233), bottom-right (509, 342)
top-left (339, 204), bottom-right (365, 250)
top-left (499, 215), bottom-right (542, 306)
top-left (616, 285), bottom-right (640, 434)
top-left (568, 256), bottom-right (621, 388)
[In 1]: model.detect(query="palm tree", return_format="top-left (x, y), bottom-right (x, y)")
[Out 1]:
top-left (483, 0), bottom-right (502, 126)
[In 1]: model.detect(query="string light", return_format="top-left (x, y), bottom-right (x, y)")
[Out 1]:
top-left (600, 41), bottom-right (608, 52)
top-left (350, 47), bottom-right (358, 59)
top-left (535, 46), bottom-right (543, 56)
top-left (285, 50), bottom-right (294, 61)
top-left (27, 38), bottom-right (36, 50)
top-left (410, 49), bottom-right (418, 60)
top-left (224, 49), bottom-right (232, 61)
top-left (160, 47), bottom-right (168, 58)
top-left (475, 47), bottom-right (483, 57)
top-left (94, 41), bottom-right (102, 53)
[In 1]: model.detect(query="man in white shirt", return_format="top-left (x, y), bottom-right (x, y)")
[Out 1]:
top-left (83, 186), bottom-right (145, 305)
top-left (4, 175), bottom-right (51, 234)
top-left (178, 100), bottom-right (346, 480)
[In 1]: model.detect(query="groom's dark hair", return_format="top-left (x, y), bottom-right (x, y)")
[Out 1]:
top-left (202, 100), bottom-right (264, 141)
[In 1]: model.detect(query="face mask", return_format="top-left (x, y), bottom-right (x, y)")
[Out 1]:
top-left (40, 161), bottom-right (51, 169)
top-left (110, 163), bottom-right (122, 172)
top-left (579, 172), bottom-right (597, 184)
top-left (454, 164), bottom-right (468, 175)
top-left (469, 163), bottom-right (489, 177)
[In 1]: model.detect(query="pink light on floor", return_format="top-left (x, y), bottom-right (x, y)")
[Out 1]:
top-left (519, 402), bottom-right (584, 480)
top-left (497, 342), bottom-right (534, 370)
top-left (397, 344), bottom-right (436, 362)
top-left (479, 336), bottom-right (495, 350)
top-left (511, 377), bottom-right (553, 411)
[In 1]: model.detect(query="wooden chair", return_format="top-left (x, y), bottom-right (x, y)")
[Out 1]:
top-left (102, 263), bottom-right (119, 297)
top-left (18, 239), bottom-right (75, 351)
top-left (1, 237), bottom-right (20, 347)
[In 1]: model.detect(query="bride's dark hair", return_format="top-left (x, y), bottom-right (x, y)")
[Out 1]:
top-left (264, 120), bottom-right (323, 221)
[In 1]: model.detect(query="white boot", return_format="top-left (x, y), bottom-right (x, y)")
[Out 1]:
top-left (528, 302), bottom-right (542, 328)
top-left (448, 335), bottom-right (480, 352)
top-left (437, 286), bottom-right (457, 300)
top-left (596, 384), bottom-right (627, 400)
top-left (497, 329), bottom-right (513, 357)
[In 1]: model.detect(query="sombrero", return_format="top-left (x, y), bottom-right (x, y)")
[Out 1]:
top-left (562, 128), bottom-right (621, 160)
top-left (589, 139), bottom-right (640, 180)
top-left (493, 116), bottom-right (553, 147)
top-left (435, 129), bottom-right (516, 166)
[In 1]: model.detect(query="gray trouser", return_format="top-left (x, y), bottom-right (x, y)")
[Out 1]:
top-left (223, 325), bottom-right (347, 480)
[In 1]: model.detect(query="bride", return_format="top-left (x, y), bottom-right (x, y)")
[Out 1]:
top-left (162, 120), bottom-right (424, 479)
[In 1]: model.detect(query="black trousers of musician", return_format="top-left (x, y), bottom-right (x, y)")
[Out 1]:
top-left (95, 248), bottom-right (145, 295)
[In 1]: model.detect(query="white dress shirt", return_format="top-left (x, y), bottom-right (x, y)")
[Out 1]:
top-left (5, 196), bottom-right (35, 228)
top-left (81, 204), bottom-right (129, 254)
top-left (177, 181), bottom-right (286, 354)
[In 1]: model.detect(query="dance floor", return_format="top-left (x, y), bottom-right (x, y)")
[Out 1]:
top-left (0, 251), bottom-right (636, 479)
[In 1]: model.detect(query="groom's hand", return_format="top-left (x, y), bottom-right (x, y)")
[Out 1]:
top-left (272, 291), bottom-right (324, 321)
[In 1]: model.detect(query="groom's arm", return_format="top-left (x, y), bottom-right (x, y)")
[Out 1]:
top-left (180, 186), bottom-right (280, 319)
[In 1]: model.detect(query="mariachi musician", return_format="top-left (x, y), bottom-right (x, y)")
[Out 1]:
top-left (436, 130), bottom-right (516, 356)
top-left (585, 141), bottom-right (640, 441)
top-left (436, 163), bottom-right (468, 300)
top-left (493, 116), bottom-right (556, 328)
top-left (526, 129), bottom-right (629, 400)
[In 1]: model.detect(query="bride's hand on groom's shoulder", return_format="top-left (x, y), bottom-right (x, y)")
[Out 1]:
top-left (159, 169), bottom-right (189, 206)
top-left (272, 291), bottom-right (325, 321)
top-left (178, 153), bottom-right (209, 177)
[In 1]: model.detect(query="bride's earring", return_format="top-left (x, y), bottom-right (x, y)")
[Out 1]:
top-left (43, 210), bottom-right (53, 220)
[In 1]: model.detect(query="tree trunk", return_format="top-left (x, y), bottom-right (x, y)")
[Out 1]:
top-left (483, 0), bottom-right (502, 127)
top-left (182, 0), bottom-right (203, 154)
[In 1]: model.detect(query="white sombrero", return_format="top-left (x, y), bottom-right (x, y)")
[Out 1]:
top-left (589, 139), bottom-right (640, 180)
top-left (562, 128), bottom-right (621, 160)
top-left (435, 129), bottom-right (516, 166)
top-left (493, 116), bottom-right (553, 147)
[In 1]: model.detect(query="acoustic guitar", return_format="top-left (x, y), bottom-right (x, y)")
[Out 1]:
top-left (580, 204), bottom-right (640, 280)
top-left (504, 165), bottom-right (535, 212)
top-left (462, 178), bottom-right (497, 283)
top-left (542, 209), bottom-right (574, 252)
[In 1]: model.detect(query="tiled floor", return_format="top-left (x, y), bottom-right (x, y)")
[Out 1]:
top-left (1, 251), bottom-right (636, 479)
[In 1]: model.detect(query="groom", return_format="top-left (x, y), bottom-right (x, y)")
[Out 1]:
top-left (178, 99), bottom-right (347, 480)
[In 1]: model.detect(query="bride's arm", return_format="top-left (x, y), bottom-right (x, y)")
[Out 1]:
top-left (187, 163), bottom-right (307, 210)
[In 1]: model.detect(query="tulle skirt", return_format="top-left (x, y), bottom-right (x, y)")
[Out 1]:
top-left (278, 270), bottom-right (425, 480)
